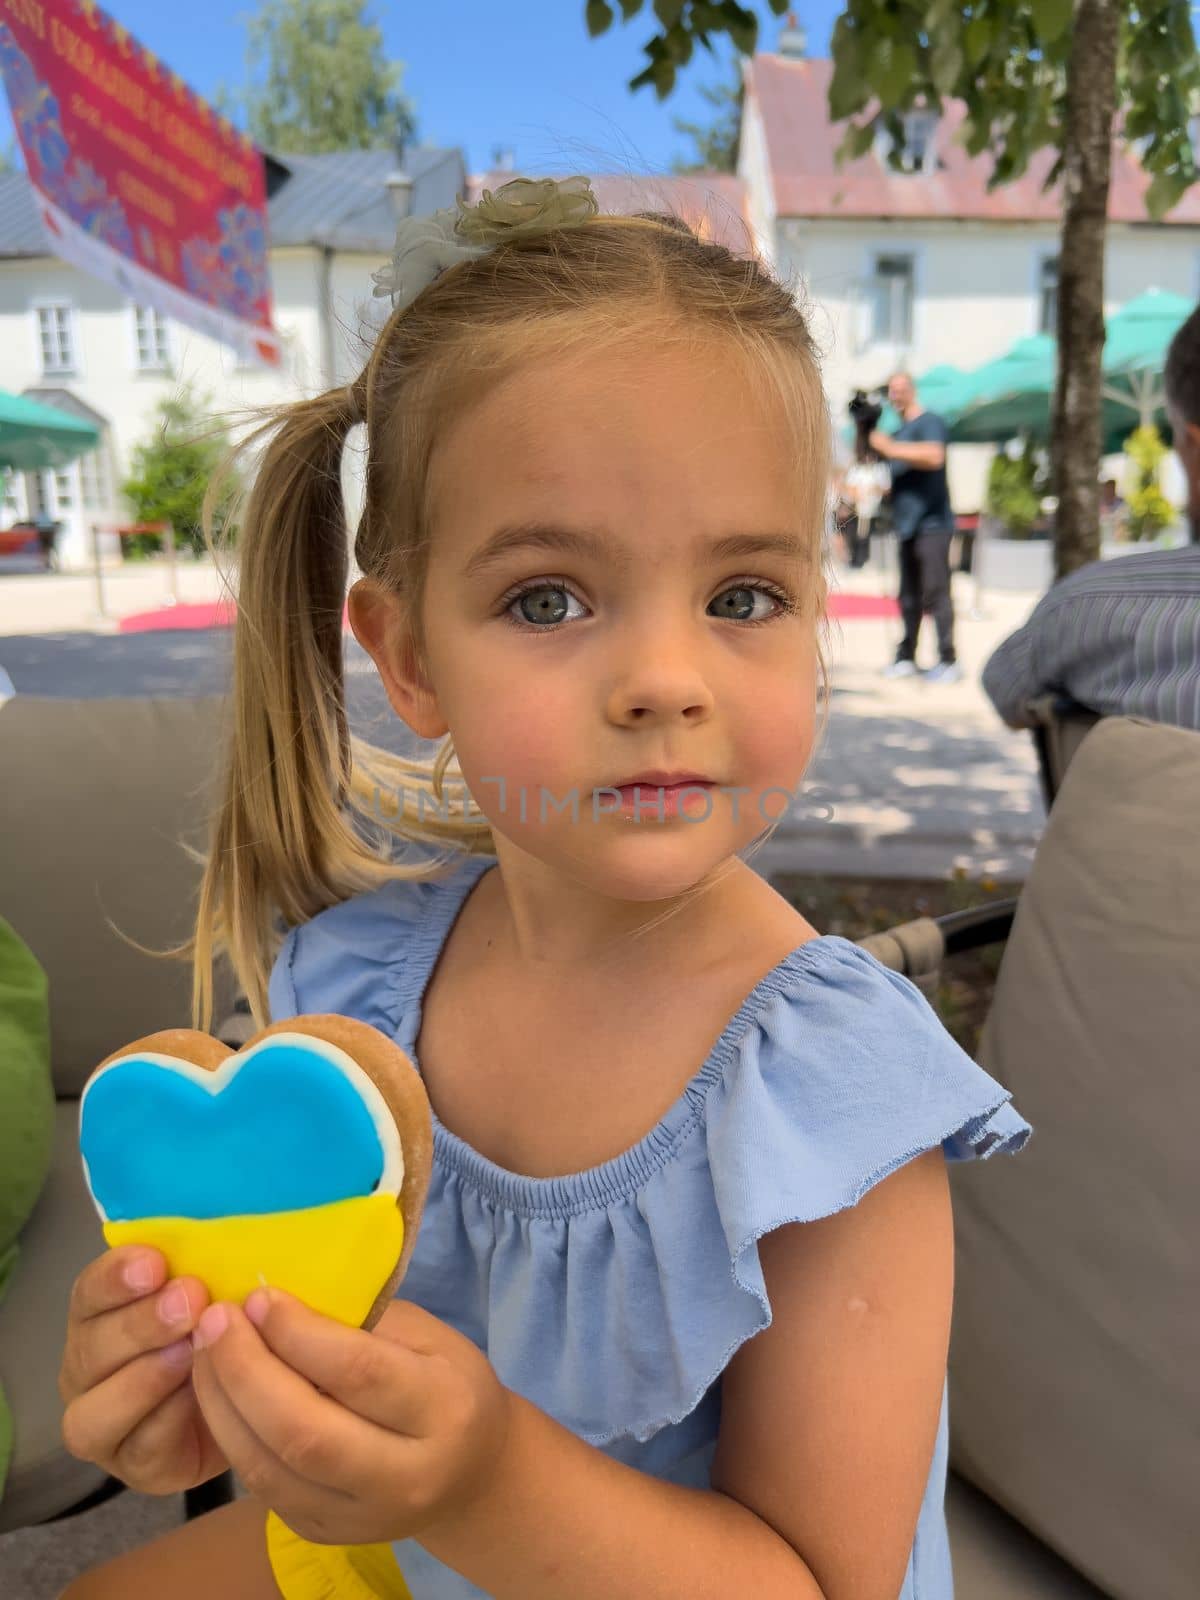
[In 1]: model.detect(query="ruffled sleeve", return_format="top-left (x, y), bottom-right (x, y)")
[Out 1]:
top-left (706, 939), bottom-right (1030, 1254)
top-left (703, 941), bottom-right (1030, 1357)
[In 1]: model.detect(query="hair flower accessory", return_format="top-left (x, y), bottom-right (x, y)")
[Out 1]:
top-left (371, 175), bottom-right (600, 311)
top-left (453, 175), bottom-right (599, 245)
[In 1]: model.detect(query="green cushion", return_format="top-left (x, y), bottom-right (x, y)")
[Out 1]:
top-left (0, 914), bottom-right (55, 1503)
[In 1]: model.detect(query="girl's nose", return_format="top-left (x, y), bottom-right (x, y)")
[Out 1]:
top-left (604, 630), bottom-right (716, 726)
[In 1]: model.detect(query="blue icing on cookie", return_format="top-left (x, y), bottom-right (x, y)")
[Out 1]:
top-left (80, 1041), bottom-right (385, 1222)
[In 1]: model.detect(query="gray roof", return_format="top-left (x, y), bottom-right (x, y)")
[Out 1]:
top-left (21, 386), bottom-right (110, 429)
top-left (0, 144), bottom-right (466, 259)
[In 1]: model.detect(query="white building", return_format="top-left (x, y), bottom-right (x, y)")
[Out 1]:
top-left (0, 145), bottom-right (466, 568)
top-left (737, 30), bottom-right (1200, 510)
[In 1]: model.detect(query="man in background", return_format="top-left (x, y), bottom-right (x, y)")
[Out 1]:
top-left (983, 306), bottom-right (1200, 731)
top-left (870, 372), bottom-right (961, 683)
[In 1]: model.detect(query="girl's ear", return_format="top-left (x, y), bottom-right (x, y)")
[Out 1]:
top-left (347, 579), bottom-right (449, 740)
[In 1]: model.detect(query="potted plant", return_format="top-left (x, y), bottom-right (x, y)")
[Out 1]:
top-left (976, 437), bottom-right (1055, 591)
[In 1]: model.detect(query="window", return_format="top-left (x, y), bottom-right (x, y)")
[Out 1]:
top-left (37, 304), bottom-right (76, 375)
top-left (871, 254), bottom-right (915, 345)
top-left (133, 304), bottom-right (171, 371)
top-left (2, 471), bottom-right (22, 517)
top-left (876, 110), bottom-right (938, 174)
top-left (53, 466), bottom-right (76, 511)
top-left (899, 110), bottom-right (937, 173)
top-left (1038, 255), bottom-right (1059, 336)
top-left (80, 450), bottom-right (108, 510)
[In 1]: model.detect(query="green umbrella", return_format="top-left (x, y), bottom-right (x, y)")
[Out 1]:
top-left (949, 290), bottom-right (1194, 452)
top-left (948, 335), bottom-right (1057, 445)
top-left (0, 389), bottom-right (100, 471)
top-left (1100, 287), bottom-right (1193, 441)
top-left (1104, 287), bottom-right (1192, 368)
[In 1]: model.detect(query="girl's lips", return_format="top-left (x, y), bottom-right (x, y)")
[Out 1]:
top-left (614, 781), bottom-right (714, 791)
top-left (611, 781), bottom-right (715, 818)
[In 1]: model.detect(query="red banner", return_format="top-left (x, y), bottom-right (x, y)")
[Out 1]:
top-left (0, 0), bottom-right (280, 366)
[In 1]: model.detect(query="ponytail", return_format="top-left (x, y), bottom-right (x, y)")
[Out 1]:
top-left (192, 384), bottom-right (492, 1032)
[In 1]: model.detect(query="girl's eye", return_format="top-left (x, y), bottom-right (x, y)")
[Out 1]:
top-left (709, 582), bottom-right (797, 625)
top-left (497, 577), bottom-right (798, 632)
top-left (501, 581), bottom-right (588, 630)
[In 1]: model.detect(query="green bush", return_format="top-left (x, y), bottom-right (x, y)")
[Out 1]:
top-left (122, 385), bottom-right (240, 557)
top-left (985, 438), bottom-right (1041, 538)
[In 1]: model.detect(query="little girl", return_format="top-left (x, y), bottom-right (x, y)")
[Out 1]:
top-left (59, 177), bottom-right (1030, 1600)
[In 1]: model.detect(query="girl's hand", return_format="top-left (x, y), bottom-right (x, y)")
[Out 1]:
top-left (59, 1246), bottom-right (228, 1494)
top-left (189, 1288), bottom-right (514, 1546)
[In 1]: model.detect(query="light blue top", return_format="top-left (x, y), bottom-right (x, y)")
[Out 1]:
top-left (269, 852), bottom-right (1032, 1598)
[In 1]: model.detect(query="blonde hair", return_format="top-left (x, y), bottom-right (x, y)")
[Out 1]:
top-left (193, 204), bottom-right (833, 1030)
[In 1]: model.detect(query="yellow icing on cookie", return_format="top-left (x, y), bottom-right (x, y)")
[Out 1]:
top-left (266, 1510), bottom-right (414, 1600)
top-left (103, 1193), bottom-right (405, 1326)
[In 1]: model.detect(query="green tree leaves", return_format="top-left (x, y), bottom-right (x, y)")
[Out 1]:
top-left (670, 62), bottom-right (744, 171)
top-left (877, 40), bottom-right (918, 106)
top-left (222, 0), bottom-right (417, 155)
top-left (606, 1), bottom-right (790, 99)
top-left (814, 0), bottom-right (1200, 220)
top-left (580, 4), bottom-right (1200, 216)
top-left (1031, 0), bottom-right (1073, 45)
top-left (122, 386), bottom-right (241, 557)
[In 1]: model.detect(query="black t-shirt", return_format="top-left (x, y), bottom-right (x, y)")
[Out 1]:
top-left (888, 410), bottom-right (952, 539)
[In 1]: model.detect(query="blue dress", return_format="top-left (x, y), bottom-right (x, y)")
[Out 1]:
top-left (269, 852), bottom-right (1032, 1598)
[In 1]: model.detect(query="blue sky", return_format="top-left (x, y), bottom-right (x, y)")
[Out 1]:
top-left (52, 1), bottom-right (842, 176)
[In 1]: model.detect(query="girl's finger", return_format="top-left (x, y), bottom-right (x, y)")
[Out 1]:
top-left (71, 1277), bottom-right (210, 1393)
top-left (111, 1382), bottom-right (216, 1494)
top-left (62, 1339), bottom-right (196, 1466)
top-left (241, 1290), bottom-right (438, 1434)
top-left (69, 1248), bottom-right (167, 1321)
top-left (194, 1304), bottom-right (399, 1499)
top-left (191, 1340), bottom-right (355, 1535)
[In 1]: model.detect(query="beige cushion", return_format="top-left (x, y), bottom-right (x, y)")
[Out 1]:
top-left (0, 696), bottom-right (235, 1096)
top-left (0, 1103), bottom-right (108, 1532)
top-left (948, 717), bottom-right (1200, 1600)
top-left (946, 1474), bottom-right (1108, 1599)
top-left (0, 695), bottom-right (236, 1529)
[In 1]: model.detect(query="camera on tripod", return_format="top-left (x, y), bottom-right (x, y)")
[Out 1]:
top-left (848, 388), bottom-right (886, 460)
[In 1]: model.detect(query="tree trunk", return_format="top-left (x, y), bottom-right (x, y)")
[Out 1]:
top-left (1050, 0), bottom-right (1121, 579)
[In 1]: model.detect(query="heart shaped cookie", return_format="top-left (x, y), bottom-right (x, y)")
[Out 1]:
top-left (78, 1015), bottom-right (433, 1330)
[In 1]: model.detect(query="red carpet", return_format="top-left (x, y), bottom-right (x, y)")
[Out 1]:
top-left (119, 599), bottom-right (353, 634)
top-left (118, 593), bottom-right (897, 633)
top-left (826, 593), bottom-right (900, 620)
top-left (118, 600), bottom-right (237, 633)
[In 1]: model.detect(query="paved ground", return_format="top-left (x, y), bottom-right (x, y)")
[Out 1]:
top-left (0, 548), bottom-right (1045, 883)
top-left (786, 553), bottom-right (1045, 882)
top-left (0, 557), bottom-right (231, 634)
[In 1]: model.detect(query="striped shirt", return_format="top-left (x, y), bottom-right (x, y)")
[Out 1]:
top-left (982, 545), bottom-right (1200, 730)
